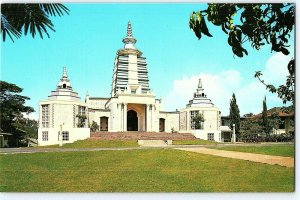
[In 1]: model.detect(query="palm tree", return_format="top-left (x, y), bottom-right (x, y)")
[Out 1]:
top-left (1, 4), bottom-right (69, 42)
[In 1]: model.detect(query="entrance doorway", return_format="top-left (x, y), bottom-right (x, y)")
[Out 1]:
top-left (127, 110), bottom-right (138, 131)
top-left (100, 117), bottom-right (108, 131)
top-left (159, 118), bottom-right (165, 132)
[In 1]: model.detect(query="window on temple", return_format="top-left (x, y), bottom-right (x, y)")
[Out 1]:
top-left (42, 105), bottom-right (49, 128)
top-left (208, 133), bottom-right (214, 141)
top-left (63, 84), bottom-right (66, 88)
top-left (78, 106), bottom-right (86, 116)
top-left (62, 131), bottom-right (69, 141)
top-left (190, 110), bottom-right (199, 129)
top-left (42, 131), bottom-right (48, 141)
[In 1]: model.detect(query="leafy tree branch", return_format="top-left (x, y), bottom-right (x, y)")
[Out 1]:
top-left (189, 4), bottom-right (295, 106)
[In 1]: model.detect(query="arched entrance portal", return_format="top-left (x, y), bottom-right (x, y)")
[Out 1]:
top-left (127, 110), bottom-right (138, 131)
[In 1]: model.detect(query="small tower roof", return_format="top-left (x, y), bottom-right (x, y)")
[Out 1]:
top-left (186, 78), bottom-right (214, 108)
top-left (57, 67), bottom-right (72, 90)
top-left (48, 66), bottom-right (80, 101)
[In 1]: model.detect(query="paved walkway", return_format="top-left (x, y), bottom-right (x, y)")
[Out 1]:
top-left (175, 147), bottom-right (294, 168)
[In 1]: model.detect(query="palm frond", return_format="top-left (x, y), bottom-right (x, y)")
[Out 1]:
top-left (1, 3), bottom-right (69, 42)
top-left (39, 4), bottom-right (69, 16)
top-left (1, 15), bottom-right (21, 42)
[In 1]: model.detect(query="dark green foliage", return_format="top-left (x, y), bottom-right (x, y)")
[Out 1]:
top-left (243, 113), bottom-right (253, 117)
top-left (191, 113), bottom-right (204, 129)
top-left (262, 96), bottom-right (271, 137)
top-left (240, 112), bottom-right (291, 143)
top-left (1, 3), bottom-right (69, 42)
top-left (0, 81), bottom-right (34, 146)
top-left (76, 114), bottom-right (87, 128)
top-left (190, 4), bottom-right (295, 105)
top-left (14, 118), bottom-right (38, 139)
top-left (229, 93), bottom-right (240, 138)
top-left (90, 121), bottom-right (99, 132)
top-left (240, 118), bottom-right (264, 142)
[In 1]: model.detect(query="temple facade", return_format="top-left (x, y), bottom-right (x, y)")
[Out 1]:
top-left (37, 22), bottom-right (222, 146)
top-left (86, 22), bottom-right (178, 133)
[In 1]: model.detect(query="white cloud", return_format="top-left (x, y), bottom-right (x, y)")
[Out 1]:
top-left (163, 53), bottom-right (291, 116)
top-left (263, 52), bottom-right (291, 86)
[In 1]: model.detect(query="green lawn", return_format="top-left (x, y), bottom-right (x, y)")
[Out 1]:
top-left (0, 149), bottom-right (294, 192)
top-left (208, 144), bottom-right (295, 157)
top-left (172, 139), bottom-right (217, 145)
top-left (36, 140), bottom-right (139, 148)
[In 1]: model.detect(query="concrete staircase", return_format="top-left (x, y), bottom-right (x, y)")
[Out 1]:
top-left (89, 131), bottom-right (196, 141)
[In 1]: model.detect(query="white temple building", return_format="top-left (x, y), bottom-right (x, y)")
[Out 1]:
top-left (38, 67), bottom-right (90, 146)
top-left (179, 79), bottom-right (221, 141)
top-left (38, 22), bottom-right (223, 146)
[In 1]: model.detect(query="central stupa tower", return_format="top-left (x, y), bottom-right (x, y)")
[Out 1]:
top-left (111, 22), bottom-right (150, 96)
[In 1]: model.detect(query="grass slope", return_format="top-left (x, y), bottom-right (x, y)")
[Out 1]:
top-left (208, 144), bottom-right (295, 157)
top-left (37, 140), bottom-right (139, 148)
top-left (0, 149), bottom-right (294, 192)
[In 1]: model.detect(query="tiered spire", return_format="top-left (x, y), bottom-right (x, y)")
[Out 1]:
top-left (62, 66), bottom-right (68, 78)
top-left (57, 67), bottom-right (72, 90)
top-left (48, 66), bottom-right (80, 101)
top-left (112, 22), bottom-right (149, 96)
top-left (122, 21), bottom-right (137, 49)
top-left (187, 78), bottom-right (213, 107)
top-left (194, 78), bottom-right (206, 98)
top-left (198, 78), bottom-right (202, 88)
top-left (127, 21), bottom-right (133, 37)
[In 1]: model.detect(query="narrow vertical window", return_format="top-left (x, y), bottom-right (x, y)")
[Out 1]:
top-left (42, 105), bottom-right (49, 128)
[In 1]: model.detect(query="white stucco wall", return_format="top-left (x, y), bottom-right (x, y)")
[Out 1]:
top-left (38, 128), bottom-right (90, 146)
top-left (180, 107), bottom-right (220, 132)
top-left (159, 112), bottom-right (180, 132)
top-left (88, 109), bottom-right (110, 130)
top-left (38, 100), bottom-right (89, 145)
top-left (192, 130), bottom-right (222, 142)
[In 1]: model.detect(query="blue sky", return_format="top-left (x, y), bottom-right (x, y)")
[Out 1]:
top-left (1, 3), bottom-right (294, 119)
